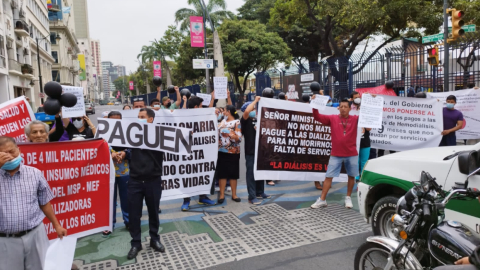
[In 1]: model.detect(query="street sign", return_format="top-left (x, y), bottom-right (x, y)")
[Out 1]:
top-left (193, 59), bottom-right (214, 69)
top-left (39, 93), bottom-right (45, 98)
top-left (422, 33), bottom-right (444, 44)
top-left (448, 24), bottom-right (476, 33)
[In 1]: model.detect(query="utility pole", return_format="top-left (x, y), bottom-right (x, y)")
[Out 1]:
top-left (200, 1), bottom-right (210, 93)
top-left (443, 0), bottom-right (450, 92)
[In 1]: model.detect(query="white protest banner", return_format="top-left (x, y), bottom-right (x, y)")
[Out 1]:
top-left (0, 96), bottom-right (35, 142)
top-left (370, 95), bottom-right (443, 151)
top-left (197, 93), bottom-right (212, 106)
top-left (95, 118), bottom-right (192, 155)
top-left (309, 95), bottom-right (330, 111)
top-left (45, 237), bottom-right (77, 269)
top-left (427, 89), bottom-right (480, 139)
top-left (358, 94), bottom-right (384, 129)
top-left (214, 77), bottom-right (228, 99)
top-left (254, 98), bottom-right (360, 182)
top-left (61, 86), bottom-right (85, 118)
top-left (121, 109), bottom-right (218, 200)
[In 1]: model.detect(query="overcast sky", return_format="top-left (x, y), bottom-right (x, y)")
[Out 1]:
top-left (87, 0), bottom-right (244, 74)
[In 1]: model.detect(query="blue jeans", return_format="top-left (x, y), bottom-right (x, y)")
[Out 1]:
top-left (326, 156), bottom-right (359, 178)
top-left (246, 154), bottom-right (264, 200)
top-left (357, 147), bottom-right (370, 180)
top-left (113, 175), bottom-right (129, 229)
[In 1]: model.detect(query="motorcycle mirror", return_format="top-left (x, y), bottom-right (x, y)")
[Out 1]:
top-left (458, 151), bottom-right (479, 175)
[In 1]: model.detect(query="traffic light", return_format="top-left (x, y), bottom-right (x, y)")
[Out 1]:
top-left (427, 45), bottom-right (439, 66)
top-left (448, 8), bottom-right (465, 41)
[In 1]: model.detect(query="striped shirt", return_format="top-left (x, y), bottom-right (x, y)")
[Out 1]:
top-left (0, 164), bottom-right (54, 233)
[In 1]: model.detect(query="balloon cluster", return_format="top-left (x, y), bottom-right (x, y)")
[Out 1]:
top-left (278, 92), bottom-right (286, 100)
top-left (385, 80), bottom-right (394, 89)
top-left (310, 82), bottom-right (321, 93)
top-left (302, 93), bottom-right (311, 102)
top-left (43, 82), bottom-right (77, 115)
top-left (167, 85), bottom-right (175, 94)
top-left (153, 76), bottom-right (163, 87)
top-left (262, 88), bottom-right (274, 98)
top-left (180, 88), bottom-right (191, 99)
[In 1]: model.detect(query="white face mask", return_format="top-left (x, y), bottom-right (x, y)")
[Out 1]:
top-left (73, 120), bottom-right (84, 129)
top-left (354, 98), bottom-right (361, 105)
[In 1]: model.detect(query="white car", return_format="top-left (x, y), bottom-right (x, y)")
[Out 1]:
top-left (357, 143), bottom-right (480, 239)
top-left (114, 102), bottom-right (120, 106)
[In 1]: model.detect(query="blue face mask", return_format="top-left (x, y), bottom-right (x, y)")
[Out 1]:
top-left (249, 111), bottom-right (256, 118)
top-left (1, 155), bottom-right (22, 170)
top-left (327, 102), bottom-right (333, 107)
top-left (446, 103), bottom-right (455, 109)
top-left (138, 119), bottom-right (148, 123)
top-left (217, 113), bottom-right (223, 121)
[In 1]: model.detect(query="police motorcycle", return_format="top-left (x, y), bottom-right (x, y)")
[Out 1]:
top-left (354, 164), bottom-right (480, 270)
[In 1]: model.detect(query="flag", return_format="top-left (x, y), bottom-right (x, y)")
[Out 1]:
top-left (47, 0), bottom-right (52, 9)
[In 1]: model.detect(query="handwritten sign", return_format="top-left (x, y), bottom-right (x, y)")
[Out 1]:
top-left (61, 86), bottom-right (85, 118)
top-left (214, 77), bottom-right (228, 99)
top-left (309, 95), bottom-right (330, 111)
top-left (358, 94), bottom-right (384, 128)
top-left (196, 93), bottom-right (212, 106)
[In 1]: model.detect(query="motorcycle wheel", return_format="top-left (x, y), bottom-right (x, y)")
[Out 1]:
top-left (372, 195), bottom-right (400, 239)
top-left (354, 242), bottom-right (391, 270)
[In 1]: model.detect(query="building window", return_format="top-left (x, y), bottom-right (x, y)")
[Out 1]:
top-left (51, 51), bottom-right (58, 63)
top-left (50, 33), bottom-right (58, 44)
top-left (52, 70), bottom-right (60, 82)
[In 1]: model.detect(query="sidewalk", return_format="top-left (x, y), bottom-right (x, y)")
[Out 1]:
top-left (73, 181), bottom-right (370, 270)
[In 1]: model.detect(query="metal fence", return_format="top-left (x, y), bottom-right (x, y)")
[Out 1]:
top-left (258, 39), bottom-right (480, 100)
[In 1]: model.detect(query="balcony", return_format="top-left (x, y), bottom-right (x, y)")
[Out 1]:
top-left (0, 55), bottom-right (6, 69)
top-left (8, 59), bottom-right (34, 77)
top-left (14, 20), bottom-right (30, 37)
top-left (48, 4), bottom-right (61, 12)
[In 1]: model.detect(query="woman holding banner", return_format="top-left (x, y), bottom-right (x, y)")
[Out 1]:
top-left (217, 105), bottom-right (242, 204)
top-left (62, 116), bottom-right (96, 140)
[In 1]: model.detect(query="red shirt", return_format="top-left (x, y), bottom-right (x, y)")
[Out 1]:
top-left (312, 109), bottom-right (359, 157)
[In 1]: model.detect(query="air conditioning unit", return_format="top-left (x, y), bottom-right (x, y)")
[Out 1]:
top-left (11, 0), bottom-right (18, 9)
top-left (23, 48), bottom-right (29, 55)
top-left (6, 40), bottom-right (13, 49)
top-left (19, 9), bottom-right (26, 18)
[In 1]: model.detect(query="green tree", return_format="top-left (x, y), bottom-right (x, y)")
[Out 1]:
top-left (174, 0), bottom-right (235, 31)
top-left (172, 36), bottom-right (205, 86)
top-left (218, 19), bottom-right (291, 105)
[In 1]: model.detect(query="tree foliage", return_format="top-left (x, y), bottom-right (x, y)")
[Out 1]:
top-left (174, 0), bottom-right (235, 32)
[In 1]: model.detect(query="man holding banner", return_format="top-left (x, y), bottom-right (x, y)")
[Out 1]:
top-left (440, 95), bottom-right (464, 147)
top-left (310, 98), bottom-right (359, 209)
top-left (127, 108), bottom-right (166, 259)
top-left (0, 136), bottom-right (67, 270)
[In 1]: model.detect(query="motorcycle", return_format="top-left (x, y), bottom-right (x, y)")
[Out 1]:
top-left (354, 167), bottom-right (480, 270)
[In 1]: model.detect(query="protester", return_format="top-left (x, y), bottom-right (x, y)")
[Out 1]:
top-left (181, 96), bottom-right (216, 211)
top-left (25, 114), bottom-right (64, 142)
top-left (217, 105), bottom-right (242, 203)
top-left (350, 91), bottom-right (361, 111)
top-left (132, 98), bottom-right (146, 109)
top-left (407, 86), bottom-right (415, 97)
top-left (415, 92), bottom-right (427, 98)
top-left (349, 93), bottom-right (372, 180)
top-left (213, 91), bottom-right (233, 193)
top-left (155, 86), bottom-right (181, 110)
top-left (241, 97), bottom-right (270, 205)
top-left (123, 105), bottom-right (132, 110)
top-left (440, 95), bottom-right (464, 146)
top-left (127, 108), bottom-right (165, 259)
top-left (101, 111), bottom-right (111, 118)
top-left (150, 99), bottom-right (161, 110)
top-left (62, 116), bottom-right (96, 140)
top-left (102, 111), bottom-right (130, 237)
top-left (0, 136), bottom-right (67, 270)
top-left (310, 97), bottom-right (359, 209)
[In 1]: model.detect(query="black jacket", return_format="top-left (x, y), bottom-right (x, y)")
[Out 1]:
top-left (129, 148), bottom-right (163, 180)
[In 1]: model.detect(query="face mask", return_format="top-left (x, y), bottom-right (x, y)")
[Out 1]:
top-left (446, 103), bottom-right (455, 109)
top-left (138, 119), bottom-right (148, 123)
top-left (327, 102), bottom-right (333, 107)
top-left (154, 105), bottom-right (160, 108)
top-left (217, 113), bottom-right (223, 121)
top-left (73, 120), bottom-right (84, 129)
top-left (1, 155), bottom-right (22, 170)
top-left (354, 98), bottom-right (361, 105)
top-left (165, 102), bottom-right (171, 108)
top-left (249, 111), bottom-right (256, 118)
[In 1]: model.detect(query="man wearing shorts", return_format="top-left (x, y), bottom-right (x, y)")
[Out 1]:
top-left (310, 98), bottom-right (359, 209)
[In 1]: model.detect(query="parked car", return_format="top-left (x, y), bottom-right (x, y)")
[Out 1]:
top-left (357, 143), bottom-right (480, 239)
top-left (107, 102), bottom-right (114, 105)
top-left (85, 103), bottom-right (95, 115)
top-left (114, 101), bottom-right (120, 105)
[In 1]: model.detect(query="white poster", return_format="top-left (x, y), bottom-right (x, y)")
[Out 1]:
top-left (287, 84), bottom-right (299, 100)
top-left (45, 237), bottom-right (77, 270)
top-left (61, 86), bottom-right (85, 118)
top-left (254, 98), bottom-right (360, 182)
top-left (358, 94), bottom-right (384, 129)
top-left (196, 93), bottom-right (212, 106)
top-left (427, 89), bottom-right (480, 139)
top-left (309, 95), bottom-right (330, 111)
top-left (121, 109), bottom-right (218, 200)
top-left (95, 118), bottom-right (193, 155)
top-left (213, 77), bottom-right (228, 99)
top-left (370, 95), bottom-right (443, 151)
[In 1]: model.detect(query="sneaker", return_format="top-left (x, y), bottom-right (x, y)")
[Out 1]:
top-left (310, 198), bottom-right (327, 209)
top-left (256, 193), bottom-right (271, 199)
top-left (181, 201), bottom-right (190, 211)
top-left (249, 198), bottom-right (261, 205)
top-left (345, 196), bottom-right (353, 209)
top-left (226, 186), bottom-right (232, 192)
top-left (102, 230), bottom-right (112, 238)
top-left (198, 197), bottom-right (216, 206)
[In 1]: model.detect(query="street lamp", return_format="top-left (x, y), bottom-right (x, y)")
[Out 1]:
top-left (36, 33), bottom-right (61, 104)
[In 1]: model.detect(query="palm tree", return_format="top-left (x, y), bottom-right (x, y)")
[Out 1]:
top-left (137, 41), bottom-right (173, 86)
top-left (174, 0), bottom-right (235, 32)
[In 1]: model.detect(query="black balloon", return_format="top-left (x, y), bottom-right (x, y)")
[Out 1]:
top-left (180, 88), bottom-right (191, 99)
top-left (262, 87), bottom-right (274, 98)
top-left (60, 93), bottom-right (77, 108)
top-left (385, 80), bottom-right (394, 89)
top-left (310, 82), bottom-right (321, 92)
top-left (44, 97), bottom-right (61, 115)
top-left (278, 92), bottom-right (286, 100)
top-left (44, 81), bottom-right (63, 99)
top-left (302, 93), bottom-right (311, 102)
top-left (167, 85), bottom-right (175, 94)
top-left (153, 76), bottom-right (163, 87)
